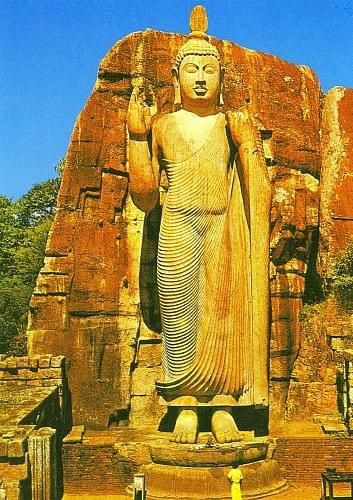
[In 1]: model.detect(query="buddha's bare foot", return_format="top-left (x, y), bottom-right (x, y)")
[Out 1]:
top-left (211, 409), bottom-right (241, 444)
top-left (170, 409), bottom-right (198, 444)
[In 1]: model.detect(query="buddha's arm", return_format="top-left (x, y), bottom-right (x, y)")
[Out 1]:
top-left (129, 130), bottom-right (160, 212)
top-left (238, 133), bottom-right (269, 187)
top-left (127, 86), bottom-right (160, 212)
top-left (226, 109), bottom-right (270, 203)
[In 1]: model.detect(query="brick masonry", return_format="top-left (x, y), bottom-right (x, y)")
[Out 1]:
top-left (274, 437), bottom-right (353, 484)
top-left (62, 433), bottom-right (353, 493)
top-left (63, 440), bottom-right (140, 494)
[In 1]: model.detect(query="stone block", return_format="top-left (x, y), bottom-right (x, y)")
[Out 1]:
top-left (28, 295), bottom-right (68, 330)
top-left (16, 357), bottom-right (29, 369)
top-left (0, 367), bottom-right (61, 381)
top-left (7, 438), bottom-right (26, 458)
top-left (129, 394), bottom-right (165, 427)
top-left (36, 368), bottom-right (62, 379)
top-left (270, 355), bottom-right (294, 380)
top-left (113, 441), bottom-right (151, 465)
top-left (322, 422), bottom-right (346, 434)
top-left (50, 356), bottom-right (65, 368)
top-left (26, 379), bottom-right (61, 387)
top-left (0, 452), bottom-right (29, 481)
top-left (34, 273), bottom-right (69, 295)
top-left (6, 358), bottom-right (17, 370)
top-left (0, 439), bottom-right (8, 457)
top-left (131, 367), bottom-right (160, 396)
top-left (63, 425), bottom-right (85, 444)
top-left (28, 357), bottom-right (39, 370)
top-left (38, 355), bottom-right (52, 368)
top-left (137, 342), bottom-right (162, 367)
top-left (0, 371), bottom-right (17, 381)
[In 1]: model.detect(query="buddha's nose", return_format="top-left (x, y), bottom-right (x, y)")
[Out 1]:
top-left (196, 68), bottom-right (206, 82)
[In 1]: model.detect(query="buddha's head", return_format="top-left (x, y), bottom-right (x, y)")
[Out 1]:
top-left (173, 5), bottom-right (224, 111)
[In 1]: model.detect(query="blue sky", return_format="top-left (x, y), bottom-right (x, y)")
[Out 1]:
top-left (1, 0), bottom-right (353, 199)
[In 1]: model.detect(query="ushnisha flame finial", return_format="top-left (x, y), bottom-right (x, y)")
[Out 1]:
top-left (174, 4), bottom-right (220, 68)
top-left (189, 5), bottom-right (208, 39)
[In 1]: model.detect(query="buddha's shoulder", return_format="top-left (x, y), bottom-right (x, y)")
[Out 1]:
top-left (154, 110), bottom-right (226, 127)
top-left (151, 112), bottom-right (173, 134)
top-left (153, 111), bottom-right (180, 127)
top-left (151, 112), bottom-right (182, 141)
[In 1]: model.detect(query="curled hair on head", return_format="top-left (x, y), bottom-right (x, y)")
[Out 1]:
top-left (174, 4), bottom-right (221, 69)
top-left (175, 39), bottom-right (221, 69)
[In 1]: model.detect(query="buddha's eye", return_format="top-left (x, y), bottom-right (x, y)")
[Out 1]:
top-left (184, 64), bottom-right (198, 73)
top-left (204, 65), bottom-right (216, 74)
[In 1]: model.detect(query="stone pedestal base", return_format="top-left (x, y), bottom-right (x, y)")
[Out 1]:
top-left (125, 436), bottom-right (287, 499)
top-left (141, 459), bottom-right (287, 500)
top-left (141, 459), bottom-right (286, 499)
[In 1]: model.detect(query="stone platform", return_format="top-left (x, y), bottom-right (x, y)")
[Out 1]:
top-left (62, 426), bottom-right (353, 498)
top-left (141, 460), bottom-right (286, 499)
top-left (138, 436), bottom-right (286, 499)
top-left (63, 427), bottom-right (286, 498)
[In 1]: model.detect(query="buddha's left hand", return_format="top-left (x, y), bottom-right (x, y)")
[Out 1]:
top-left (226, 108), bottom-right (260, 148)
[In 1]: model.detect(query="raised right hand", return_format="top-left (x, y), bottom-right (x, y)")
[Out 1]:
top-left (127, 86), bottom-right (156, 139)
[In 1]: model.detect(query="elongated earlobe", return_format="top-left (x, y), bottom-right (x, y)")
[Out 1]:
top-left (218, 88), bottom-right (224, 106)
top-left (174, 83), bottom-right (182, 105)
top-left (172, 66), bottom-right (181, 105)
top-left (218, 66), bottom-right (226, 106)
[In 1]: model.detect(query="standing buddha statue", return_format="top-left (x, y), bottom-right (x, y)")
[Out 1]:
top-left (127, 5), bottom-right (271, 444)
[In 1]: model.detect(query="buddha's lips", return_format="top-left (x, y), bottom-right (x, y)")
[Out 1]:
top-left (193, 87), bottom-right (207, 95)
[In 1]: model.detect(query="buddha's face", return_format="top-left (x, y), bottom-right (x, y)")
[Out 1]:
top-left (178, 54), bottom-right (221, 108)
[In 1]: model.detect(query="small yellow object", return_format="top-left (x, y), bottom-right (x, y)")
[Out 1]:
top-left (227, 467), bottom-right (243, 500)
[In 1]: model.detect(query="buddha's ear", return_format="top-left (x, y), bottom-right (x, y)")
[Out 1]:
top-left (219, 65), bottom-right (226, 106)
top-left (172, 66), bottom-right (181, 105)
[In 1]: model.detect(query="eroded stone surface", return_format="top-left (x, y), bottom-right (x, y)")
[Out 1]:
top-left (269, 167), bottom-right (319, 381)
top-left (319, 88), bottom-right (353, 280)
top-left (285, 300), bottom-right (348, 422)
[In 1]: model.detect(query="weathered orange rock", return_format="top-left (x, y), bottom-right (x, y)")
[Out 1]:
top-left (319, 88), bottom-right (353, 279)
top-left (27, 29), bottom-right (322, 427)
top-left (285, 299), bottom-right (348, 421)
top-left (269, 167), bottom-right (319, 380)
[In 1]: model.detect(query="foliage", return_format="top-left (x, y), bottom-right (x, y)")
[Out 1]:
top-left (0, 278), bottom-right (32, 354)
top-left (299, 302), bottom-right (321, 324)
top-left (15, 178), bottom-right (60, 226)
top-left (333, 239), bottom-right (353, 310)
top-left (0, 161), bottom-right (63, 354)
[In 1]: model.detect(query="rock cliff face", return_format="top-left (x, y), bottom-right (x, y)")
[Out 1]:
top-left (27, 29), bottom-right (351, 429)
top-left (319, 88), bottom-right (353, 281)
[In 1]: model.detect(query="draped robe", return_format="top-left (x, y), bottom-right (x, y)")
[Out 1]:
top-left (154, 112), bottom-right (270, 406)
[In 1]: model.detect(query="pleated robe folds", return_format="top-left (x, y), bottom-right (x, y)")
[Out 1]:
top-left (155, 113), bottom-right (271, 407)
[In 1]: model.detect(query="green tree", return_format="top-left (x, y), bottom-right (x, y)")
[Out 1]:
top-left (0, 196), bottom-right (23, 278)
top-left (334, 239), bottom-right (353, 310)
top-left (15, 178), bottom-right (60, 226)
top-left (0, 162), bottom-right (62, 354)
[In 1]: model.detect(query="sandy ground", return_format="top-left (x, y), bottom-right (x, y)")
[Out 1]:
top-left (61, 482), bottom-right (333, 499)
top-left (62, 481), bottom-right (353, 499)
